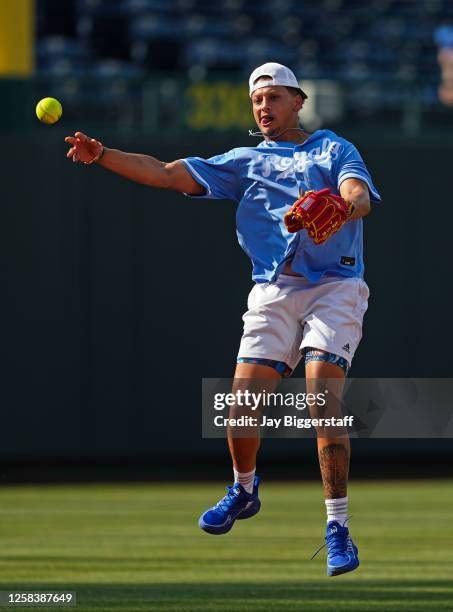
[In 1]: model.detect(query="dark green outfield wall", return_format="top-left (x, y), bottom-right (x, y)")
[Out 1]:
top-left (1, 129), bottom-right (452, 462)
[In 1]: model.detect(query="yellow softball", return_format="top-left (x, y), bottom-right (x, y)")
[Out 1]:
top-left (36, 97), bottom-right (63, 124)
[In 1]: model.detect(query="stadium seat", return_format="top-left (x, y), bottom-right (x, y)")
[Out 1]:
top-left (90, 59), bottom-right (144, 78)
top-left (35, 0), bottom-right (453, 128)
top-left (37, 35), bottom-right (90, 61)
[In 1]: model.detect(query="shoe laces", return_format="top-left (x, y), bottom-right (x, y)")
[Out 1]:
top-left (216, 486), bottom-right (242, 513)
top-left (310, 516), bottom-right (352, 561)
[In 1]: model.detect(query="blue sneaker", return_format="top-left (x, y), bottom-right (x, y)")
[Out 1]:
top-left (198, 477), bottom-right (261, 535)
top-left (325, 520), bottom-right (360, 577)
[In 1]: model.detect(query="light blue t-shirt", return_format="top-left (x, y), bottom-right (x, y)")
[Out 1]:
top-left (181, 129), bottom-right (381, 283)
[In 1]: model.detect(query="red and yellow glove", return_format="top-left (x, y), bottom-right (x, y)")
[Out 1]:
top-left (284, 188), bottom-right (353, 245)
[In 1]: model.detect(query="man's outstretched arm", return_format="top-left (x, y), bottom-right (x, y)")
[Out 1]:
top-left (64, 131), bottom-right (204, 195)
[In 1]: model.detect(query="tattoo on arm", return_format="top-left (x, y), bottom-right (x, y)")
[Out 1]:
top-left (318, 443), bottom-right (350, 499)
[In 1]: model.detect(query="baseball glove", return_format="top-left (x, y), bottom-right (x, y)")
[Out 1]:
top-left (284, 188), bottom-right (353, 245)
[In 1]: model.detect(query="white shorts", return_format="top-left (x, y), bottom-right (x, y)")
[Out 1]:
top-left (237, 274), bottom-right (370, 371)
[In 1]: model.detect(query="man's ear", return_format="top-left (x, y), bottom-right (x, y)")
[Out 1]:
top-left (293, 95), bottom-right (304, 113)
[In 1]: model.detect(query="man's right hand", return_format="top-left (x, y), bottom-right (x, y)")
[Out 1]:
top-left (63, 134), bottom-right (205, 195)
top-left (65, 131), bottom-right (104, 164)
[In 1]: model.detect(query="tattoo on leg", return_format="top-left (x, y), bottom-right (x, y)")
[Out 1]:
top-left (318, 443), bottom-right (350, 499)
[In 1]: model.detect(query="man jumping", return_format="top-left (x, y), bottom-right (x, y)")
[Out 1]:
top-left (65, 62), bottom-right (381, 577)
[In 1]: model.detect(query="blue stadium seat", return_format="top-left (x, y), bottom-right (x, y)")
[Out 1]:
top-left (37, 57), bottom-right (88, 77)
top-left (183, 39), bottom-right (245, 68)
top-left (335, 40), bottom-right (370, 62)
top-left (129, 15), bottom-right (186, 40)
top-left (369, 17), bottom-right (406, 41)
top-left (232, 14), bottom-right (254, 37)
top-left (294, 60), bottom-right (322, 79)
top-left (122, 0), bottom-right (199, 14)
top-left (76, 0), bottom-right (129, 17)
top-left (37, 36), bottom-right (90, 61)
top-left (339, 61), bottom-right (371, 80)
top-left (184, 15), bottom-right (235, 38)
top-left (90, 59), bottom-right (144, 78)
top-left (124, 0), bottom-right (175, 13)
top-left (36, 36), bottom-right (90, 76)
top-left (243, 39), bottom-right (298, 67)
top-left (220, 0), bottom-right (246, 13)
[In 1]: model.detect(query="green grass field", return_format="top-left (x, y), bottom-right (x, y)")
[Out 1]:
top-left (0, 481), bottom-right (451, 611)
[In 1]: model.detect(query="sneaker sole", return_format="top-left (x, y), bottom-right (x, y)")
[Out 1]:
top-left (198, 516), bottom-right (234, 535)
top-left (199, 499), bottom-right (261, 535)
top-left (327, 558), bottom-right (360, 577)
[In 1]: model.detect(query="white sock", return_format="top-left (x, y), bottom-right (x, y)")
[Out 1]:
top-left (233, 467), bottom-right (256, 494)
top-left (325, 496), bottom-right (348, 525)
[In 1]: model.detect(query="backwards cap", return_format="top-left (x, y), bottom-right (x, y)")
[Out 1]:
top-left (249, 62), bottom-right (308, 99)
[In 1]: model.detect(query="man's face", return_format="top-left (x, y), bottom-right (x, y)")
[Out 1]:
top-left (251, 85), bottom-right (303, 138)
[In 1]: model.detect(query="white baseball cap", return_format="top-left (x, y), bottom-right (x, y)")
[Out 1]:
top-left (249, 62), bottom-right (308, 99)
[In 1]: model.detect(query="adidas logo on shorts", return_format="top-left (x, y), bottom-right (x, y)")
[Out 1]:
top-left (342, 343), bottom-right (350, 353)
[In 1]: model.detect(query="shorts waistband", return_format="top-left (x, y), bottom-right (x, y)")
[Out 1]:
top-left (274, 273), bottom-right (361, 286)
top-left (275, 273), bottom-right (310, 285)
